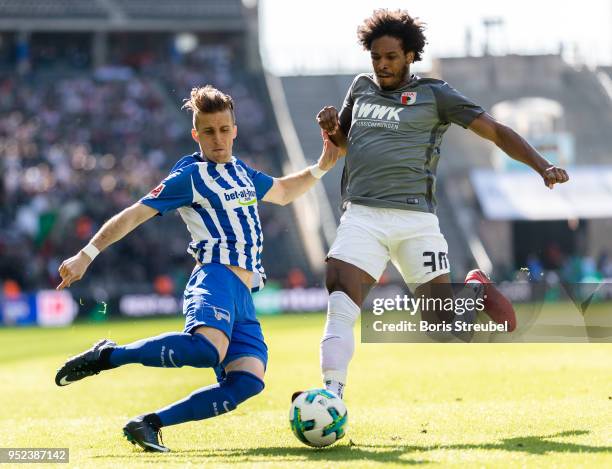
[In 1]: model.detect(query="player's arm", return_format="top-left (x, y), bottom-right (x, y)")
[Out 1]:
top-left (263, 131), bottom-right (342, 206)
top-left (57, 203), bottom-right (158, 290)
top-left (468, 113), bottom-right (569, 189)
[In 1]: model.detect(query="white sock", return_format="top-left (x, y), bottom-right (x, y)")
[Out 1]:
top-left (324, 379), bottom-right (345, 399)
top-left (320, 291), bottom-right (360, 399)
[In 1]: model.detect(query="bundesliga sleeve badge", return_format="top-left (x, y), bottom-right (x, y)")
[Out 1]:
top-left (149, 183), bottom-right (165, 198)
top-left (401, 91), bottom-right (417, 105)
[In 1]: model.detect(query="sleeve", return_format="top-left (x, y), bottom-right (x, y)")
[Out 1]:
top-left (338, 75), bottom-right (359, 136)
top-left (139, 167), bottom-right (194, 215)
top-left (432, 82), bottom-right (485, 129)
top-left (236, 160), bottom-right (274, 200)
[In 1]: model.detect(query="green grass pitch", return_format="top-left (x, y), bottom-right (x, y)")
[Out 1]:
top-left (0, 310), bottom-right (610, 468)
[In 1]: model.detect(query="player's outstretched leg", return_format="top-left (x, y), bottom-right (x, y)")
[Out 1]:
top-left (415, 270), bottom-right (517, 342)
top-left (107, 331), bottom-right (220, 368)
top-left (55, 332), bottom-right (220, 386)
top-left (465, 269), bottom-right (516, 331)
top-left (123, 369), bottom-right (264, 452)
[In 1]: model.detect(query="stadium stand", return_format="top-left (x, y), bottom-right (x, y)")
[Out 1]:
top-left (0, 0), bottom-right (248, 31)
top-left (0, 0), bottom-right (243, 20)
top-left (436, 55), bottom-right (612, 169)
top-left (0, 0), bottom-right (108, 19)
top-left (0, 3), bottom-right (312, 298)
top-left (438, 55), bottom-right (612, 280)
top-left (112, 0), bottom-right (243, 20)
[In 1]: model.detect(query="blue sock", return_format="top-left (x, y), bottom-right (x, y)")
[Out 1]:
top-left (156, 371), bottom-right (265, 427)
top-left (108, 332), bottom-right (219, 368)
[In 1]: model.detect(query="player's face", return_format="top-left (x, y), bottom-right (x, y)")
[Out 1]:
top-left (370, 36), bottom-right (414, 90)
top-left (191, 110), bottom-right (237, 163)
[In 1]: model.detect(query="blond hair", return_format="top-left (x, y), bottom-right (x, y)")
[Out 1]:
top-left (182, 85), bottom-right (235, 127)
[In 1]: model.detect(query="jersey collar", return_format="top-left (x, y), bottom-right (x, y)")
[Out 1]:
top-left (371, 73), bottom-right (420, 92)
top-left (196, 152), bottom-right (236, 165)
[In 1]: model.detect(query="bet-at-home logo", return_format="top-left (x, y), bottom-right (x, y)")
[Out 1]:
top-left (354, 100), bottom-right (404, 121)
top-left (224, 188), bottom-right (257, 206)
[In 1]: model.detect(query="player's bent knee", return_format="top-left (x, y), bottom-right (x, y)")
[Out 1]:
top-left (224, 356), bottom-right (265, 381)
top-left (193, 327), bottom-right (229, 364)
top-left (192, 331), bottom-right (225, 366)
top-left (224, 370), bottom-right (265, 406)
top-left (326, 291), bottom-right (360, 327)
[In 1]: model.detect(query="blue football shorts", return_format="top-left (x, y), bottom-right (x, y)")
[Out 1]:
top-left (182, 263), bottom-right (268, 376)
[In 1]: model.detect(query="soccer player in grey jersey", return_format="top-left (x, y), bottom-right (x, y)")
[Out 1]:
top-left (316, 9), bottom-right (569, 399)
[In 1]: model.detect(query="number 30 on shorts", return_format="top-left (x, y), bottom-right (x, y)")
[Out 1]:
top-left (422, 251), bottom-right (448, 273)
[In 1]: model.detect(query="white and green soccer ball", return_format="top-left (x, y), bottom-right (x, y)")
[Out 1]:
top-left (289, 389), bottom-right (348, 447)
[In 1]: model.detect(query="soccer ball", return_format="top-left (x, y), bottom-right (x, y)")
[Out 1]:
top-left (289, 389), bottom-right (348, 447)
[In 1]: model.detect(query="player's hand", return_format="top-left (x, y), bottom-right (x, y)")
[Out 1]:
top-left (317, 130), bottom-right (343, 171)
top-left (541, 165), bottom-right (569, 189)
top-left (57, 251), bottom-right (92, 290)
top-left (316, 106), bottom-right (340, 135)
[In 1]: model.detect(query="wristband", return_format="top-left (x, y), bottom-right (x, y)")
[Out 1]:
top-left (81, 243), bottom-right (100, 261)
top-left (309, 164), bottom-right (328, 179)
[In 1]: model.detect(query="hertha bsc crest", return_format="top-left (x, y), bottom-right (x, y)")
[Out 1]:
top-left (401, 92), bottom-right (417, 105)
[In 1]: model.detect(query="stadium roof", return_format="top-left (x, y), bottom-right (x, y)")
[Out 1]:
top-left (0, 0), bottom-right (248, 32)
top-left (471, 166), bottom-right (612, 220)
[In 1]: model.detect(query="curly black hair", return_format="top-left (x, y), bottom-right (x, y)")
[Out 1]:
top-left (357, 9), bottom-right (427, 62)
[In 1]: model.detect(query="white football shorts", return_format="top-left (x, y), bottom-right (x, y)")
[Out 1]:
top-left (327, 202), bottom-right (450, 285)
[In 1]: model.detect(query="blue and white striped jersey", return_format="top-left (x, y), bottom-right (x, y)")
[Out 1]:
top-left (140, 152), bottom-right (274, 292)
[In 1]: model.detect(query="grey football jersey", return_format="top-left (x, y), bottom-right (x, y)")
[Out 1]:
top-left (338, 73), bottom-right (484, 213)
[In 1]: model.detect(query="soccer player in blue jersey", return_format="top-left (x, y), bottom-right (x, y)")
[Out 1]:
top-left (54, 85), bottom-right (341, 452)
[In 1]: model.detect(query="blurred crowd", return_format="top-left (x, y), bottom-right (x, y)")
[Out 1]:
top-left (0, 42), bottom-right (291, 297)
top-left (521, 250), bottom-right (612, 283)
top-left (490, 240), bottom-right (612, 283)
